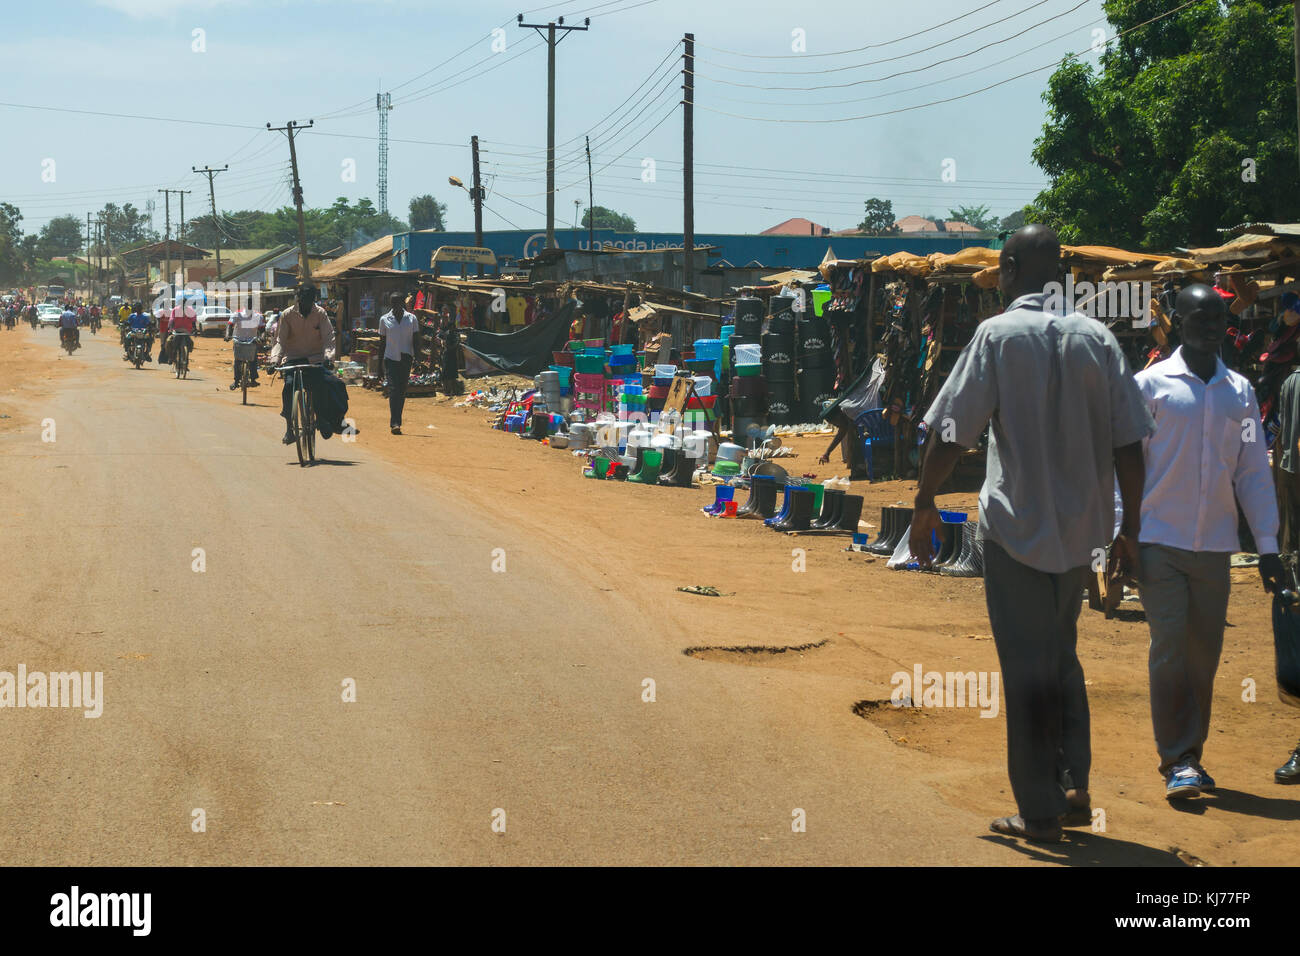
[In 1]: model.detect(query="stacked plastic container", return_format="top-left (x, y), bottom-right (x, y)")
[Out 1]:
top-left (694, 338), bottom-right (723, 379)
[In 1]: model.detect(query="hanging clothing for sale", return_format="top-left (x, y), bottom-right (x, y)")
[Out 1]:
top-left (506, 295), bottom-right (527, 326)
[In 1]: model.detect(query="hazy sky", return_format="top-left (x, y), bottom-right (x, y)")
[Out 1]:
top-left (1, 0), bottom-right (1112, 239)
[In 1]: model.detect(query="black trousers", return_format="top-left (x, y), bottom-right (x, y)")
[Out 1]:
top-left (385, 354), bottom-right (413, 427)
top-left (281, 366), bottom-right (349, 436)
top-left (983, 539), bottom-right (1091, 820)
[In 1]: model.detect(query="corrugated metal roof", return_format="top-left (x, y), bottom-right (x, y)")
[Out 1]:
top-left (313, 235), bottom-right (394, 279)
top-left (1222, 222), bottom-right (1300, 238)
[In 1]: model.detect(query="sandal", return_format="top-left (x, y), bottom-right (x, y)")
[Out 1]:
top-left (989, 814), bottom-right (1062, 843)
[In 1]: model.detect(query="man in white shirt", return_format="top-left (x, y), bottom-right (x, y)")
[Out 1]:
top-left (1133, 283), bottom-right (1283, 801)
top-left (377, 292), bottom-right (420, 435)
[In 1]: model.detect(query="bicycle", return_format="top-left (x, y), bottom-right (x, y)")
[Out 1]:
top-left (233, 337), bottom-right (258, 405)
top-left (171, 332), bottom-right (192, 379)
top-left (278, 363), bottom-right (318, 466)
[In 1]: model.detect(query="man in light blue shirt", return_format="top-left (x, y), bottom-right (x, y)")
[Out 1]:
top-left (1132, 283), bottom-right (1282, 801)
top-left (378, 292), bottom-right (420, 435)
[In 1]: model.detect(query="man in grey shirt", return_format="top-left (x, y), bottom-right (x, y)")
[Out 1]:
top-left (909, 224), bottom-right (1154, 842)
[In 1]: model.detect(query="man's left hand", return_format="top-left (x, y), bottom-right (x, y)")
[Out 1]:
top-left (1259, 553), bottom-right (1285, 594)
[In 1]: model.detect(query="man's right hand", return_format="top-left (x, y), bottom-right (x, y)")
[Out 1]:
top-left (909, 501), bottom-right (942, 567)
top-left (1109, 531), bottom-right (1140, 582)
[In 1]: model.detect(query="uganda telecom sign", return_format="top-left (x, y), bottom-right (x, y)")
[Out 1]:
top-left (520, 232), bottom-right (687, 259)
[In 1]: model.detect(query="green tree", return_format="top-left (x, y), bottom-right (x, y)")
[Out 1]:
top-left (1030, 0), bottom-right (1300, 248)
top-left (947, 204), bottom-right (998, 232)
top-left (857, 197), bottom-right (898, 234)
top-left (37, 215), bottom-right (85, 260)
top-left (581, 206), bottom-right (636, 232)
top-left (0, 203), bottom-right (25, 281)
top-left (409, 194), bottom-right (447, 231)
top-left (98, 202), bottom-right (155, 248)
top-left (999, 208), bottom-right (1028, 233)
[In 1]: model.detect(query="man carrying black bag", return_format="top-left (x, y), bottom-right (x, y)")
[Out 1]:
top-left (270, 283), bottom-right (356, 444)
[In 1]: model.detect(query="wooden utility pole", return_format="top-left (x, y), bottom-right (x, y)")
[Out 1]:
top-left (517, 14), bottom-right (589, 249)
top-left (683, 32), bottom-right (695, 293)
top-left (268, 120), bottom-right (315, 282)
top-left (178, 190), bottom-right (192, 289)
top-left (1294, 0), bottom-right (1300, 176)
top-left (471, 135), bottom-right (485, 276)
top-left (85, 213), bottom-right (92, 295)
top-left (586, 134), bottom-right (594, 257)
top-left (157, 189), bottom-right (172, 307)
top-left (193, 164), bottom-right (228, 279)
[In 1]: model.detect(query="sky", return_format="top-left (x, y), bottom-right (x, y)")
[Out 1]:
top-left (0, 0), bottom-right (1114, 241)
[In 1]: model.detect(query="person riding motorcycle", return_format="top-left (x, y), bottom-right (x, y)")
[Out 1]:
top-left (225, 307), bottom-right (265, 389)
top-left (58, 305), bottom-right (80, 350)
top-left (123, 303), bottom-right (154, 362)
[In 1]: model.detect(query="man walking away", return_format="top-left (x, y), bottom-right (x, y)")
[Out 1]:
top-left (908, 224), bottom-right (1154, 842)
top-left (1132, 283), bottom-right (1283, 799)
top-left (378, 292), bottom-right (419, 435)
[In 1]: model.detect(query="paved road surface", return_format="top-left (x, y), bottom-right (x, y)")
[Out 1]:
top-left (0, 328), bottom-right (1012, 864)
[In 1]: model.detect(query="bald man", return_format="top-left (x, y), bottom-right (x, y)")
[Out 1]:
top-left (1131, 283), bottom-right (1282, 799)
top-left (909, 224), bottom-right (1155, 842)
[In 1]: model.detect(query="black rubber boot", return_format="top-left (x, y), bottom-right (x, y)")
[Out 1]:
top-left (773, 488), bottom-right (815, 532)
top-left (811, 488), bottom-right (844, 529)
top-left (866, 508), bottom-right (896, 553)
top-left (924, 521), bottom-right (958, 570)
top-left (882, 507), bottom-right (914, 556)
top-left (836, 494), bottom-right (864, 533)
top-left (940, 521), bottom-right (984, 577)
top-left (749, 478), bottom-right (780, 518)
top-left (660, 451), bottom-right (696, 487)
top-left (736, 476), bottom-right (772, 516)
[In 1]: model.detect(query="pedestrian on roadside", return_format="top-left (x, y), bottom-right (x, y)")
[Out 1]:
top-left (1129, 284), bottom-right (1283, 799)
top-left (908, 224), bottom-right (1155, 843)
top-left (378, 291), bottom-right (419, 435)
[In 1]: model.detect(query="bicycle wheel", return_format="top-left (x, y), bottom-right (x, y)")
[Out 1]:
top-left (304, 388), bottom-right (316, 463)
top-left (294, 382), bottom-right (310, 467)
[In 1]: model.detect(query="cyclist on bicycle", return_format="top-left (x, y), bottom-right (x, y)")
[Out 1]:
top-left (164, 300), bottom-right (197, 366)
top-left (269, 283), bottom-right (354, 444)
top-left (225, 307), bottom-right (264, 389)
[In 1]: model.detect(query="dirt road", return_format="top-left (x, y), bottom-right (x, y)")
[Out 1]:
top-left (1, 326), bottom-right (1295, 865)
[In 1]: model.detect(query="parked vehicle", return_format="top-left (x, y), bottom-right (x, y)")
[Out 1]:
top-left (196, 305), bottom-right (234, 336)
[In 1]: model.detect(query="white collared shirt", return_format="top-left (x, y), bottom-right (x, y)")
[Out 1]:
top-left (1134, 347), bottom-right (1279, 554)
top-left (379, 309), bottom-right (417, 361)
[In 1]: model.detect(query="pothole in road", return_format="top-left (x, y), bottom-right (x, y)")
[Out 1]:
top-left (683, 638), bottom-right (829, 662)
top-left (852, 698), bottom-right (934, 751)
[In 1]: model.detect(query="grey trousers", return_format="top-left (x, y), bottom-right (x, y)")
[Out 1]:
top-left (1138, 544), bottom-right (1231, 776)
top-left (983, 539), bottom-right (1092, 820)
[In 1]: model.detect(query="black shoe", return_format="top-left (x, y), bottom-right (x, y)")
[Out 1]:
top-left (391, 426), bottom-right (401, 435)
top-left (1277, 742), bottom-right (1300, 784)
top-left (229, 383), bottom-right (239, 390)
top-left (282, 428), bottom-right (296, 445)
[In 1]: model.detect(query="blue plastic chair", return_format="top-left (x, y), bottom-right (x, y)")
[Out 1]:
top-left (855, 408), bottom-right (895, 481)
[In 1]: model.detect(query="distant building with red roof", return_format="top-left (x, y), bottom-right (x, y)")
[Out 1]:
top-left (760, 217), bottom-right (833, 236)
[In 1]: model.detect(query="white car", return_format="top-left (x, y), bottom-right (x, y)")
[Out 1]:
top-left (37, 304), bottom-right (63, 326)
top-left (195, 305), bottom-right (234, 335)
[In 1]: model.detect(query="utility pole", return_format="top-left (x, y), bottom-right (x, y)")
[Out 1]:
top-left (1294, 1), bottom-right (1300, 177)
top-left (517, 13), bottom-right (590, 249)
top-left (193, 164), bottom-right (227, 279)
top-left (683, 32), bottom-right (695, 293)
top-left (268, 120), bottom-right (315, 282)
top-left (85, 213), bottom-right (92, 295)
top-left (471, 134), bottom-right (485, 276)
top-left (158, 189), bottom-right (172, 308)
top-left (586, 134), bottom-right (594, 258)
top-left (178, 190), bottom-right (192, 290)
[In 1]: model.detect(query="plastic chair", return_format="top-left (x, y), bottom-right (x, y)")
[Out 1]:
top-left (855, 408), bottom-right (896, 481)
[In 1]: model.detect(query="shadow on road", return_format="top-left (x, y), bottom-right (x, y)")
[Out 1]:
top-left (980, 832), bottom-right (1189, 866)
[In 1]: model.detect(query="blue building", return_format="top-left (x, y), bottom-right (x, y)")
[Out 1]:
top-left (392, 228), bottom-right (978, 276)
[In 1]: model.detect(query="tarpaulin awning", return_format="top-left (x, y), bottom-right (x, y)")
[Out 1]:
top-left (1102, 258), bottom-right (1209, 281)
top-left (927, 247), bottom-right (1000, 272)
top-left (760, 269), bottom-right (820, 284)
top-left (871, 251), bottom-right (931, 276)
top-left (461, 299), bottom-right (576, 377)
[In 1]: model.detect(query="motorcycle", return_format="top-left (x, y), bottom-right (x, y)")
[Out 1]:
top-left (126, 329), bottom-right (150, 369)
top-left (60, 328), bottom-right (79, 354)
